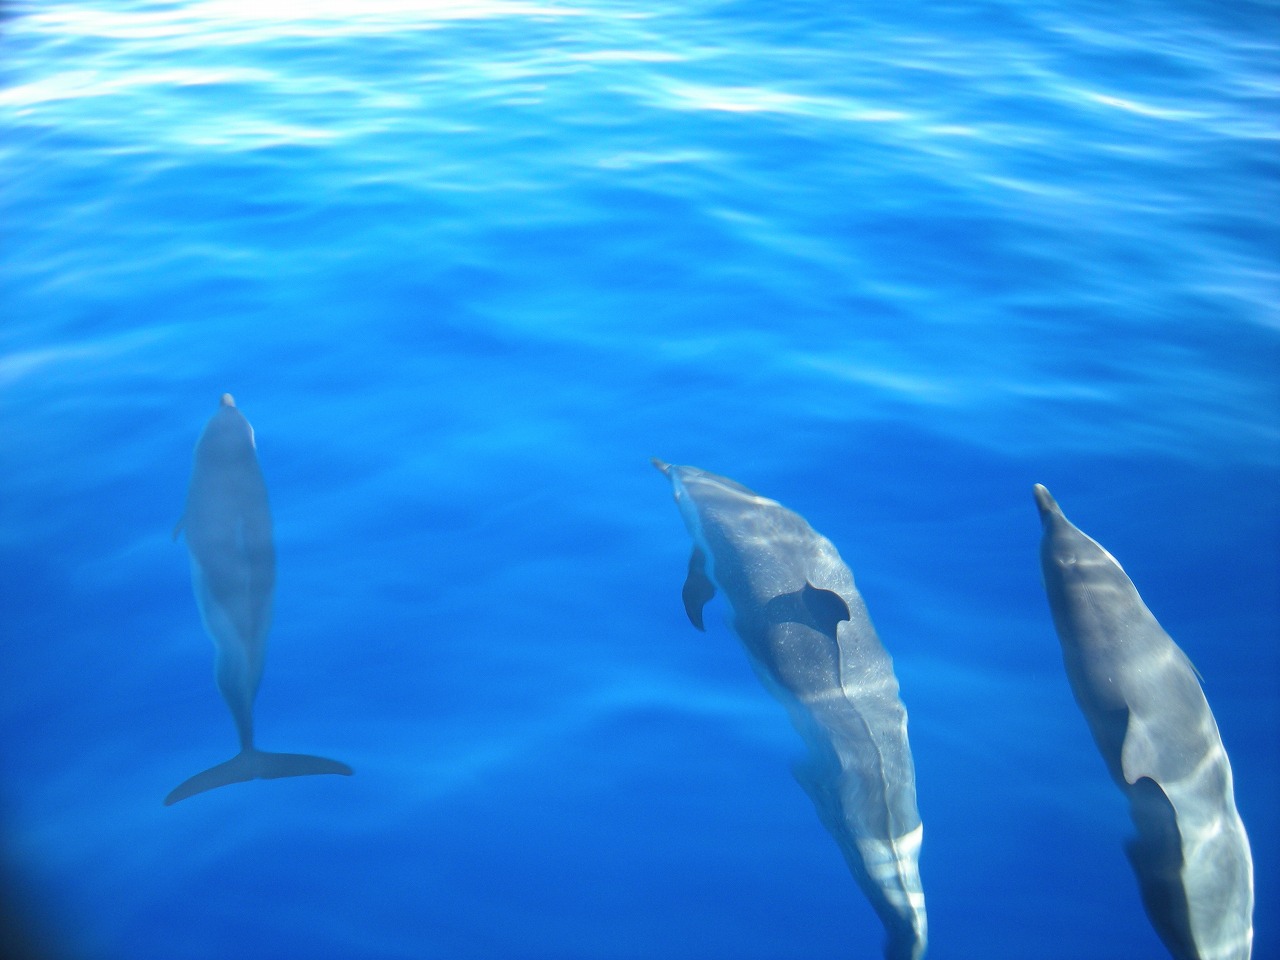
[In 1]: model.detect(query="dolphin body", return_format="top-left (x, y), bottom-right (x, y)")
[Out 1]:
top-left (1033, 484), bottom-right (1252, 960)
top-left (166, 394), bottom-right (352, 806)
top-left (654, 460), bottom-right (926, 960)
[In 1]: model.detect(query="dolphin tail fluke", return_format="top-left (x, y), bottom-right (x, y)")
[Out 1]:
top-left (164, 751), bottom-right (257, 805)
top-left (164, 749), bottom-right (353, 805)
top-left (254, 750), bottom-right (353, 782)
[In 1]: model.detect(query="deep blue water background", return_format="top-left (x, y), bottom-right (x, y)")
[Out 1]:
top-left (1, 1), bottom-right (1277, 958)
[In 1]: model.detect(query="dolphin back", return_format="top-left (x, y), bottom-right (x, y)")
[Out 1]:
top-left (168, 396), bottom-right (353, 807)
top-left (656, 461), bottom-right (926, 960)
top-left (1034, 484), bottom-right (1253, 960)
top-left (165, 748), bottom-right (354, 806)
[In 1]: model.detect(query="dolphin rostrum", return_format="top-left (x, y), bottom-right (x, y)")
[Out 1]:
top-left (1033, 484), bottom-right (1252, 960)
top-left (166, 394), bottom-right (352, 805)
top-left (654, 460), bottom-right (926, 960)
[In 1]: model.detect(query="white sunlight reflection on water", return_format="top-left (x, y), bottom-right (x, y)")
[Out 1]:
top-left (25, 0), bottom-right (593, 42)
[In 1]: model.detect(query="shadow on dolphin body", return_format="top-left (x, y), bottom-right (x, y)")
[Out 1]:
top-left (654, 459), bottom-right (926, 960)
top-left (166, 394), bottom-right (351, 806)
top-left (1034, 484), bottom-right (1252, 960)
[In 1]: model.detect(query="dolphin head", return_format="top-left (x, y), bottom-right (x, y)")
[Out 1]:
top-left (653, 458), bottom-right (695, 520)
top-left (1034, 483), bottom-right (1127, 585)
top-left (1035, 484), bottom-right (1086, 561)
top-left (196, 394), bottom-right (257, 463)
top-left (1033, 483), bottom-right (1065, 528)
top-left (653, 459), bottom-right (719, 564)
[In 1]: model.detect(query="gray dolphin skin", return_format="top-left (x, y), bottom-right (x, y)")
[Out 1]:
top-left (1033, 484), bottom-right (1253, 960)
top-left (167, 394), bottom-right (352, 806)
top-left (654, 460), bottom-right (926, 960)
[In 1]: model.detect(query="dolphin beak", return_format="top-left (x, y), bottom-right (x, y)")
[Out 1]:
top-left (651, 458), bottom-right (671, 476)
top-left (1032, 484), bottom-right (1062, 525)
top-left (220, 393), bottom-right (236, 408)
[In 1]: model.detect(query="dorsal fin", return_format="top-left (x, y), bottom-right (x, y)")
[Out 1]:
top-left (760, 581), bottom-right (852, 641)
top-left (801, 582), bottom-right (851, 639)
top-left (682, 547), bottom-right (716, 631)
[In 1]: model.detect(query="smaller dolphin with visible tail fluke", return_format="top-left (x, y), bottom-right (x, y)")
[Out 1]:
top-left (654, 460), bottom-right (926, 960)
top-left (167, 394), bottom-right (352, 806)
top-left (1033, 484), bottom-right (1252, 960)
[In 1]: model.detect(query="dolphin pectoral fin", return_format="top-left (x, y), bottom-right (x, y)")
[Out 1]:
top-left (801, 582), bottom-right (851, 639)
top-left (171, 515), bottom-right (185, 541)
top-left (682, 548), bottom-right (716, 631)
top-left (1125, 776), bottom-right (1183, 875)
top-left (1125, 776), bottom-right (1195, 960)
top-left (1179, 646), bottom-right (1205, 684)
top-left (164, 749), bottom-right (353, 805)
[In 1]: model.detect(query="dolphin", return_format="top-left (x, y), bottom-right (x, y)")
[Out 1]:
top-left (1033, 484), bottom-right (1252, 960)
top-left (654, 460), bottom-right (926, 960)
top-left (166, 394), bottom-right (352, 806)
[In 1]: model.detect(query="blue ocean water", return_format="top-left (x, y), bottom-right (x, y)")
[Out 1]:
top-left (1, 1), bottom-right (1277, 958)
